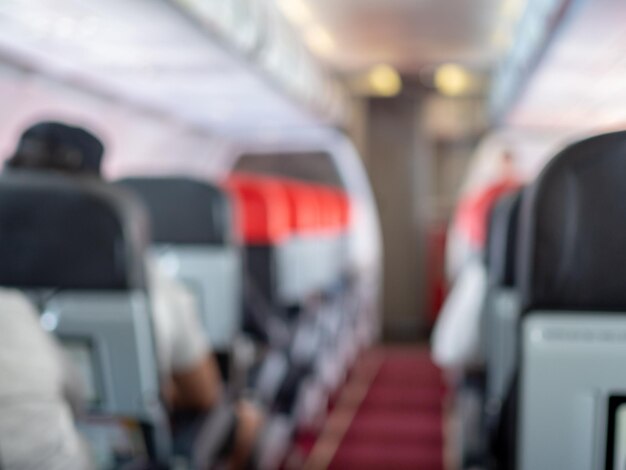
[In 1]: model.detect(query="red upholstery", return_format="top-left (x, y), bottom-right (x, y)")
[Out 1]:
top-left (334, 189), bottom-right (352, 228)
top-left (225, 174), bottom-right (292, 244)
top-left (314, 186), bottom-right (343, 232)
top-left (227, 173), bottom-right (351, 241)
top-left (282, 181), bottom-right (321, 233)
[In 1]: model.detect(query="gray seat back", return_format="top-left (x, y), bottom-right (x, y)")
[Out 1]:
top-left (515, 131), bottom-right (626, 470)
top-left (276, 234), bottom-right (343, 303)
top-left (483, 190), bottom-right (522, 410)
top-left (228, 174), bottom-right (348, 309)
top-left (117, 177), bottom-right (242, 351)
top-left (0, 171), bottom-right (170, 464)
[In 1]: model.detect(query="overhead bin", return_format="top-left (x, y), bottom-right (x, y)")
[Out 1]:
top-left (0, 0), bottom-right (349, 135)
top-left (172, 0), bottom-right (264, 54)
top-left (489, 0), bottom-right (571, 122)
top-left (170, 0), bottom-right (349, 125)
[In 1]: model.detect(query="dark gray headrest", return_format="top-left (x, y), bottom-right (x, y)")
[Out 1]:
top-left (117, 177), bottom-right (235, 246)
top-left (0, 171), bottom-right (149, 290)
top-left (486, 189), bottom-right (522, 288)
top-left (518, 131), bottom-right (626, 312)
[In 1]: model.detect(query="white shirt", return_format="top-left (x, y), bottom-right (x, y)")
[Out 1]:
top-left (147, 262), bottom-right (209, 378)
top-left (431, 260), bottom-right (488, 370)
top-left (0, 288), bottom-right (91, 470)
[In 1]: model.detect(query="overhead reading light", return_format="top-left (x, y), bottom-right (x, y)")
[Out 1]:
top-left (434, 63), bottom-right (472, 97)
top-left (305, 25), bottom-right (335, 55)
top-left (367, 64), bottom-right (402, 97)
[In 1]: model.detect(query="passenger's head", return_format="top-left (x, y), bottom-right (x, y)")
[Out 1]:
top-left (6, 121), bottom-right (104, 176)
top-left (498, 149), bottom-right (518, 180)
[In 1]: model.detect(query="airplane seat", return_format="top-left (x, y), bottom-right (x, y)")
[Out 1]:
top-left (0, 170), bottom-right (170, 467)
top-left (116, 176), bottom-right (243, 378)
top-left (311, 185), bottom-right (346, 294)
top-left (281, 180), bottom-right (324, 306)
top-left (331, 189), bottom-right (358, 357)
top-left (265, 177), bottom-right (358, 425)
top-left (280, 180), bottom-right (331, 397)
top-left (118, 177), bottom-right (305, 469)
top-left (227, 173), bottom-right (350, 313)
top-left (226, 174), bottom-right (323, 352)
top-left (225, 174), bottom-right (310, 408)
top-left (0, 171), bottom-right (238, 469)
top-left (309, 187), bottom-right (357, 392)
top-left (225, 174), bottom-right (293, 328)
top-left (508, 131), bottom-right (626, 470)
top-left (280, 180), bottom-right (355, 423)
top-left (226, 174), bottom-right (340, 429)
top-left (453, 191), bottom-right (521, 470)
top-left (483, 189), bottom-right (523, 438)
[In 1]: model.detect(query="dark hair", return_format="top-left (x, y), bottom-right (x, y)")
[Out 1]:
top-left (6, 121), bottom-right (104, 176)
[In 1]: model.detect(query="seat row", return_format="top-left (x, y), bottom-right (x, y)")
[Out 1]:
top-left (450, 131), bottom-right (626, 470)
top-left (0, 166), bottom-right (361, 468)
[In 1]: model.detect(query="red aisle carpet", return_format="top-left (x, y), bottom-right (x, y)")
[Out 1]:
top-left (327, 346), bottom-right (447, 469)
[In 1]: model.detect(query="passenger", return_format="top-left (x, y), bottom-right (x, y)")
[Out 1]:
top-left (0, 287), bottom-right (92, 470)
top-left (445, 150), bottom-right (519, 283)
top-left (432, 150), bottom-right (521, 370)
top-left (6, 121), bottom-right (263, 468)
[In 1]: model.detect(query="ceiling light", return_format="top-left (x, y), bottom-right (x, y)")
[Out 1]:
top-left (367, 64), bottom-right (402, 97)
top-left (277, 0), bottom-right (314, 26)
top-left (305, 25), bottom-right (335, 56)
top-left (434, 63), bottom-right (472, 97)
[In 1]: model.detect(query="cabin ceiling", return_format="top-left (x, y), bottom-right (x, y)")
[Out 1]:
top-left (507, 0), bottom-right (626, 132)
top-left (302, 0), bottom-right (509, 74)
top-left (0, 0), bottom-right (347, 137)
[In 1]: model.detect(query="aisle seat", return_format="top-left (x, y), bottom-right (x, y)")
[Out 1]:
top-left (281, 181), bottom-right (356, 412)
top-left (477, 189), bottom-right (523, 467)
top-left (117, 177), bottom-right (242, 355)
top-left (509, 131), bottom-right (626, 470)
top-left (0, 171), bottom-right (170, 467)
top-left (311, 185), bottom-right (347, 293)
top-left (117, 178), bottom-right (295, 465)
top-left (225, 174), bottom-right (293, 311)
top-left (484, 189), bottom-right (522, 430)
top-left (0, 171), bottom-right (239, 468)
top-left (226, 174), bottom-right (347, 424)
top-left (227, 173), bottom-right (351, 309)
top-left (222, 175), bottom-right (303, 414)
top-left (281, 180), bottom-right (323, 302)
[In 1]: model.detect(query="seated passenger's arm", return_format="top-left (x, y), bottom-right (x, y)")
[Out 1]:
top-left (168, 280), bottom-right (224, 412)
top-left (170, 356), bottom-right (223, 411)
top-left (57, 347), bottom-right (86, 414)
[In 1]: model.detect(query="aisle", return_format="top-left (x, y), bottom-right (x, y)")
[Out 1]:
top-left (306, 346), bottom-right (447, 469)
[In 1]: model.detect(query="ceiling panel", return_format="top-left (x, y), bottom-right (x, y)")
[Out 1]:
top-left (300, 0), bottom-right (507, 73)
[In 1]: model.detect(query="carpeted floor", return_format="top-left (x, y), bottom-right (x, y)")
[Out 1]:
top-left (327, 346), bottom-right (447, 469)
